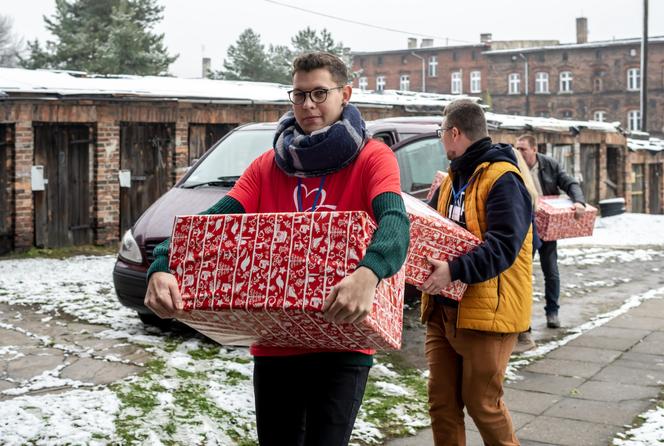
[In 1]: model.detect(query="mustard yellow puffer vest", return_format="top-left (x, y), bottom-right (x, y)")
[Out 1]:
top-left (420, 161), bottom-right (533, 333)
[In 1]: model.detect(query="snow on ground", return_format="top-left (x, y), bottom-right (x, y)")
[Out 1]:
top-left (559, 213), bottom-right (664, 248)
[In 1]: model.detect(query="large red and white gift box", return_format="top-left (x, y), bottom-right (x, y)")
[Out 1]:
top-left (168, 211), bottom-right (404, 350)
top-left (402, 193), bottom-right (481, 301)
top-left (535, 196), bottom-right (597, 241)
top-left (425, 170), bottom-right (449, 202)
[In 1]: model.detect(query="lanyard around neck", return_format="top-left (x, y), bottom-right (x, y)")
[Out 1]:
top-left (297, 176), bottom-right (326, 212)
top-left (451, 181), bottom-right (470, 206)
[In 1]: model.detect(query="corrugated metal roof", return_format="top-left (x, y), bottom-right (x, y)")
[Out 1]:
top-left (483, 35), bottom-right (664, 55)
top-left (627, 136), bottom-right (664, 152)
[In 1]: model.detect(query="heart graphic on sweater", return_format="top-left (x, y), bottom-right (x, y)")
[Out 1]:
top-left (292, 184), bottom-right (336, 211)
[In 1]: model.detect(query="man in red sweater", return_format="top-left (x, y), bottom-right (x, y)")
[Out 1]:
top-left (144, 52), bottom-right (410, 446)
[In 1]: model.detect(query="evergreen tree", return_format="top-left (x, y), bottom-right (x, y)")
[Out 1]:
top-left (290, 27), bottom-right (344, 57)
top-left (19, 0), bottom-right (176, 75)
top-left (217, 28), bottom-right (273, 82)
top-left (0, 15), bottom-right (23, 67)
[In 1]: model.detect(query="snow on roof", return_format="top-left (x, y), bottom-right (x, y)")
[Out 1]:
top-left (0, 67), bottom-right (467, 109)
top-left (627, 136), bottom-right (664, 152)
top-left (484, 112), bottom-right (622, 134)
top-left (483, 35), bottom-right (664, 55)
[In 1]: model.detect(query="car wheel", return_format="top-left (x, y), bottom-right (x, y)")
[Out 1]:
top-left (137, 312), bottom-right (172, 329)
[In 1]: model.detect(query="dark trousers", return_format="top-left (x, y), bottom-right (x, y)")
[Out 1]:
top-left (253, 355), bottom-right (370, 446)
top-left (537, 240), bottom-right (560, 316)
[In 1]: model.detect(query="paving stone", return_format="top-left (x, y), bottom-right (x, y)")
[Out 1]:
top-left (583, 325), bottom-right (651, 341)
top-left (519, 441), bottom-right (557, 446)
top-left (566, 334), bottom-right (640, 351)
top-left (592, 364), bottom-right (664, 387)
top-left (543, 397), bottom-right (650, 426)
top-left (59, 357), bottom-right (141, 385)
top-left (72, 337), bottom-right (126, 351)
top-left (617, 351), bottom-right (664, 370)
top-left (102, 345), bottom-right (152, 365)
top-left (629, 332), bottom-right (664, 355)
top-left (0, 328), bottom-right (40, 347)
top-left (517, 415), bottom-right (619, 446)
top-left (466, 409), bottom-right (534, 432)
top-left (546, 345), bottom-right (622, 364)
top-left (384, 428), bottom-right (433, 446)
top-left (504, 388), bottom-right (562, 415)
top-left (6, 348), bottom-right (66, 381)
top-left (605, 314), bottom-right (664, 331)
top-left (572, 380), bottom-right (656, 402)
top-left (523, 358), bottom-right (604, 379)
top-left (627, 299), bottom-right (664, 319)
top-left (0, 379), bottom-right (16, 392)
top-left (505, 371), bottom-right (585, 396)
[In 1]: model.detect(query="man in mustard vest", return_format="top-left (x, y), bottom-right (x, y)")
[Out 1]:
top-left (422, 99), bottom-right (533, 445)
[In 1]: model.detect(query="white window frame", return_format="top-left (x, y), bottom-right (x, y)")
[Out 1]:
top-left (470, 71), bottom-right (481, 93)
top-left (627, 68), bottom-right (641, 91)
top-left (428, 56), bottom-right (438, 77)
top-left (559, 71), bottom-right (573, 93)
top-left (399, 74), bottom-right (410, 91)
top-left (358, 76), bottom-right (368, 91)
top-left (628, 110), bottom-right (641, 131)
top-left (451, 71), bottom-right (462, 94)
top-left (508, 73), bottom-right (520, 95)
top-left (535, 72), bottom-right (549, 94)
top-left (376, 75), bottom-right (386, 92)
top-left (593, 110), bottom-right (607, 122)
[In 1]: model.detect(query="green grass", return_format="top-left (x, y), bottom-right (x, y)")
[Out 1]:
top-left (0, 245), bottom-right (117, 260)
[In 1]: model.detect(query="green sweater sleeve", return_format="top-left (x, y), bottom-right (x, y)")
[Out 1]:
top-left (146, 195), bottom-right (245, 281)
top-left (357, 192), bottom-right (411, 280)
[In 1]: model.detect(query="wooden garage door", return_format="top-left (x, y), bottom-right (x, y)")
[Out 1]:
top-left (119, 123), bottom-right (174, 235)
top-left (33, 123), bottom-right (93, 248)
top-left (188, 123), bottom-right (236, 164)
top-left (580, 144), bottom-right (599, 205)
top-left (0, 124), bottom-right (13, 254)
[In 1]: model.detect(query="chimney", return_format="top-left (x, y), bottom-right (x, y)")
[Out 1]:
top-left (202, 57), bottom-right (211, 78)
top-left (407, 37), bottom-right (418, 49)
top-left (480, 33), bottom-right (492, 44)
top-left (576, 17), bottom-right (588, 44)
top-left (420, 38), bottom-right (434, 48)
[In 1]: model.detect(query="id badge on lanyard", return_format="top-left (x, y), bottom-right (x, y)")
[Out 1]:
top-left (449, 204), bottom-right (462, 222)
top-left (449, 181), bottom-right (469, 223)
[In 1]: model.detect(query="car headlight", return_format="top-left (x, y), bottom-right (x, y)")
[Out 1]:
top-left (119, 229), bottom-right (143, 264)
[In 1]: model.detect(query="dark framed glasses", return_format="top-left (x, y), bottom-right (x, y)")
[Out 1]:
top-left (287, 86), bottom-right (344, 105)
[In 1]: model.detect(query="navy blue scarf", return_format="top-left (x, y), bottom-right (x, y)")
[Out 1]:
top-left (273, 104), bottom-right (367, 178)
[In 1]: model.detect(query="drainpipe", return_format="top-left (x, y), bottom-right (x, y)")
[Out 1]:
top-left (411, 52), bottom-right (426, 92)
top-left (519, 53), bottom-right (529, 115)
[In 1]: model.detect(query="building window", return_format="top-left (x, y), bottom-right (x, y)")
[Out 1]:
top-left (561, 110), bottom-right (574, 119)
top-left (562, 52), bottom-right (568, 62)
top-left (508, 73), bottom-right (520, 94)
top-left (593, 110), bottom-right (607, 122)
top-left (593, 78), bottom-right (603, 93)
top-left (452, 51), bottom-right (458, 62)
top-left (400, 74), bottom-right (410, 91)
top-left (470, 71), bottom-right (481, 93)
top-left (629, 48), bottom-right (638, 57)
top-left (472, 50), bottom-right (477, 61)
top-left (535, 72), bottom-right (549, 93)
top-left (376, 75), bottom-right (386, 92)
top-left (559, 71), bottom-right (573, 93)
top-left (359, 58), bottom-right (365, 67)
top-left (595, 50), bottom-right (602, 60)
top-left (401, 56), bottom-right (408, 64)
top-left (537, 110), bottom-right (550, 118)
top-left (428, 56), bottom-right (438, 77)
top-left (358, 76), bottom-right (368, 91)
top-left (628, 110), bottom-right (641, 131)
top-left (627, 68), bottom-right (641, 91)
top-left (377, 56), bottom-right (383, 66)
top-left (451, 71), bottom-right (462, 94)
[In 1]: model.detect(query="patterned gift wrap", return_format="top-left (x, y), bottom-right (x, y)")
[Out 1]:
top-left (535, 196), bottom-right (597, 241)
top-left (402, 193), bottom-right (480, 301)
top-left (168, 211), bottom-right (405, 350)
top-left (425, 170), bottom-right (449, 202)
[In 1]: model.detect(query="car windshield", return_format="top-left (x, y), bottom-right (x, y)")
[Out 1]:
top-left (181, 128), bottom-right (274, 188)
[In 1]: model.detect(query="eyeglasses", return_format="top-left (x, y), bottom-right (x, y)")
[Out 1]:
top-left (436, 127), bottom-right (453, 138)
top-left (287, 86), bottom-right (344, 105)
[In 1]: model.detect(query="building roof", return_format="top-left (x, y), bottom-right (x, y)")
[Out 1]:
top-left (483, 35), bottom-right (664, 55)
top-left (0, 67), bottom-right (476, 110)
top-left (351, 43), bottom-right (489, 56)
top-left (627, 136), bottom-right (664, 152)
top-left (484, 112), bottom-right (621, 134)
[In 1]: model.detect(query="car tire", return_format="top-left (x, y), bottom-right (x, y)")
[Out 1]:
top-left (137, 312), bottom-right (172, 330)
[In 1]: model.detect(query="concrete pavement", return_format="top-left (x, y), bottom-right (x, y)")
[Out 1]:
top-left (386, 296), bottom-right (664, 446)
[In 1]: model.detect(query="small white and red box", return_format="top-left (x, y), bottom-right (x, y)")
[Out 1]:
top-left (168, 211), bottom-right (405, 350)
top-left (535, 196), bottom-right (597, 241)
top-left (426, 170), bottom-right (449, 202)
top-left (402, 193), bottom-right (481, 301)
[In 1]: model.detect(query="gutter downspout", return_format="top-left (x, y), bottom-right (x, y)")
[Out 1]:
top-left (411, 52), bottom-right (426, 92)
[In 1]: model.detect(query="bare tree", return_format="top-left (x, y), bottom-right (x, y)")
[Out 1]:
top-left (0, 15), bottom-right (23, 67)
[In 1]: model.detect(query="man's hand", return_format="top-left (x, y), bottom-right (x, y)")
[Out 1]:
top-left (144, 272), bottom-right (183, 319)
top-left (573, 202), bottom-right (586, 220)
top-left (418, 257), bottom-right (452, 295)
top-left (322, 266), bottom-right (379, 324)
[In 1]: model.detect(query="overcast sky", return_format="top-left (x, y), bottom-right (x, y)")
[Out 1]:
top-left (3, 0), bottom-right (662, 78)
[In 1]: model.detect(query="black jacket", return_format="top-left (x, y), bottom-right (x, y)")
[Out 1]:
top-left (429, 137), bottom-right (532, 285)
top-left (535, 153), bottom-right (585, 204)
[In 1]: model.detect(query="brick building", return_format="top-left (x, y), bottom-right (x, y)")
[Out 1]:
top-left (0, 68), bottom-right (458, 252)
top-left (350, 19), bottom-right (664, 137)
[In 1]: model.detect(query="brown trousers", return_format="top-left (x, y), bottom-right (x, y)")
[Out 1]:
top-left (425, 302), bottom-right (519, 446)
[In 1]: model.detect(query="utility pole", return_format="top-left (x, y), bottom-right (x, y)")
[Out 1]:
top-left (640, 0), bottom-right (649, 131)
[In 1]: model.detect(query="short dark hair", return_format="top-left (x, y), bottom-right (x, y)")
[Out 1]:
top-left (442, 99), bottom-right (488, 142)
top-left (517, 134), bottom-right (537, 148)
top-left (291, 52), bottom-right (349, 85)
